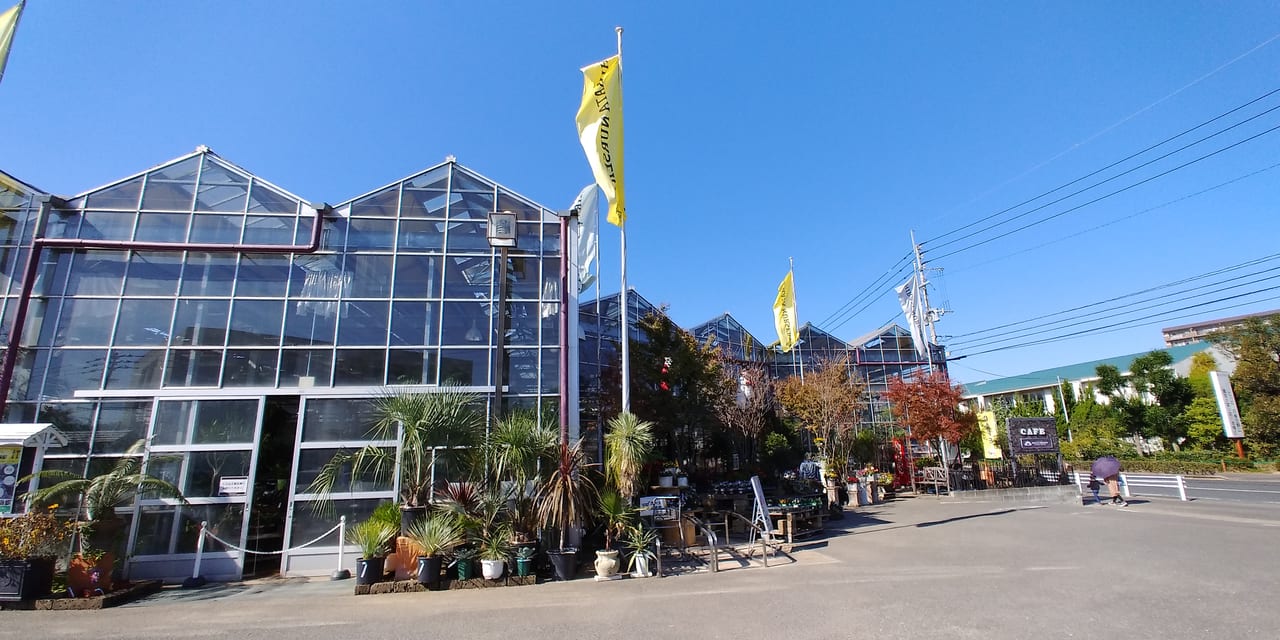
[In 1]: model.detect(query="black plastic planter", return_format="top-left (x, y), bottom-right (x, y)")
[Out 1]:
top-left (546, 549), bottom-right (578, 581)
top-left (416, 555), bottom-right (443, 587)
top-left (399, 506), bottom-right (428, 535)
top-left (0, 557), bottom-right (55, 601)
top-left (355, 557), bottom-right (385, 586)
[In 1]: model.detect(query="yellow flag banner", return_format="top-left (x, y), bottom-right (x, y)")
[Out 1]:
top-left (575, 55), bottom-right (626, 226)
top-left (0, 1), bottom-right (23, 85)
top-left (773, 271), bottom-right (799, 353)
top-left (977, 410), bottom-right (1003, 459)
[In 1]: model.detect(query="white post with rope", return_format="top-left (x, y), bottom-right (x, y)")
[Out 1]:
top-left (182, 520), bottom-right (209, 589)
top-left (331, 515), bottom-right (351, 580)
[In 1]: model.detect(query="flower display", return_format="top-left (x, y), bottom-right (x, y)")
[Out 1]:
top-left (0, 505), bottom-right (72, 559)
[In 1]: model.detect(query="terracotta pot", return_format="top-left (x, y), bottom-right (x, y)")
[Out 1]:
top-left (68, 553), bottom-right (115, 595)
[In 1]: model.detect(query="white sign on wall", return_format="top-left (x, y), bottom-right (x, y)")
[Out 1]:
top-left (1209, 371), bottom-right (1245, 440)
top-left (218, 476), bottom-right (249, 496)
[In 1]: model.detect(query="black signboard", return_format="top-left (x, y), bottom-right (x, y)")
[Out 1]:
top-left (1007, 417), bottom-right (1059, 455)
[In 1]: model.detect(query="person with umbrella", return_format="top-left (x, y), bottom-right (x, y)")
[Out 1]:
top-left (1091, 455), bottom-right (1128, 507)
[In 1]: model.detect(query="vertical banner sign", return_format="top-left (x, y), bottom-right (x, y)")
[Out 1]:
top-left (1209, 371), bottom-right (1245, 439)
top-left (0, 445), bottom-right (22, 514)
top-left (1006, 417), bottom-right (1059, 455)
top-left (976, 410), bottom-right (1003, 459)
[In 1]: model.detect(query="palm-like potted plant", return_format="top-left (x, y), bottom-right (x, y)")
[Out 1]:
top-left (307, 385), bottom-right (483, 532)
top-left (478, 524), bottom-right (514, 580)
top-left (348, 518), bottom-right (397, 585)
top-left (535, 439), bottom-right (598, 581)
top-left (603, 412), bottom-right (655, 504)
top-left (623, 523), bottom-right (658, 578)
top-left (594, 489), bottom-right (632, 579)
top-left (404, 512), bottom-right (464, 588)
top-left (22, 439), bottom-right (186, 564)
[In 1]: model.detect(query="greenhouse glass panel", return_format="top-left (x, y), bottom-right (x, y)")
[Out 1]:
top-left (400, 188), bottom-right (448, 219)
top-left (440, 301), bottom-right (490, 345)
top-left (443, 255), bottom-right (491, 299)
top-left (175, 504), bottom-right (244, 553)
top-left (283, 303), bottom-right (337, 346)
top-left (439, 348), bottom-right (488, 386)
top-left (184, 451), bottom-right (252, 498)
top-left (85, 177), bottom-right (143, 210)
top-left (300, 398), bottom-right (378, 443)
top-left (189, 213), bottom-right (245, 244)
top-left (278, 349), bottom-right (332, 387)
top-left (113, 299), bottom-right (174, 346)
top-left (223, 349), bottom-right (279, 387)
top-left (53, 298), bottom-right (117, 346)
top-left (341, 254), bottom-right (392, 298)
top-left (103, 349), bottom-right (164, 390)
top-left (172, 299), bottom-right (230, 346)
top-left (337, 301), bottom-right (389, 346)
top-left (140, 180), bottom-right (196, 212)
top-left (396, 220), bottom-right (444, 252)
top-left (247, 182), bottom-right (299, 214)
top-left (66, 251), bottom-right (126, 296)
top-left (235, 254), bottom-right (289, 298)
top-left (387, 349), bottom-right (436, 385)
top-left (164, 349), bottom-right (222, 387)
top-left (134, 212), bottom-right (190, 243)
top-left (41, 349), bottom-right (106, 399)
top-left (444, 221), bottom-right (490, 252)
top-left (123, 252), bottom-right (182, 296)
top-left (36, 402), bottom-right (94, 455)
top-left (94, 400), bottom-right (152, 454)
top-left (345, 218), bottom-right (396, 251)
top-left (333, 349), bottom-right (385, 386)
top-left (389, 301), bottom-right (437, 347)
top-left (448, 191), bottom-right (493, 221)
top-left (78, 211), bottom-right (137, 241)
top-left (392, 254), bottom-right (440, 298)
top-left (180, 253), bottom-right (237, 297)
top-left (242, 215), bottom-right (296, 245)
top-left (228, 299), bottom-right (285, 346)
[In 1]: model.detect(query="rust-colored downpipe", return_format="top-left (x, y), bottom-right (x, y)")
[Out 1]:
top-left (0, 198), bottom-right (329, 419)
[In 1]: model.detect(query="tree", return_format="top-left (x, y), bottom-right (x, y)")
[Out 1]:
top-left (711, 358), bottom-right (775, 468)
top-left (776, 356), bottom-right (866, 471)
top-left (1094, 351), bottom-right (1194, 450)
top-left (1211, 317), bottom-right (1280, 456)
top-left (882, 370), bottom-right (975, 449)
top-left (603, 412), bottom-right (655, 503)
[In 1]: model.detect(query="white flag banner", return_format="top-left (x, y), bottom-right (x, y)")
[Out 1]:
top-left (572, 183), bottom-right (600, 293)
top-left (896, 275), bottom-right (928, 359)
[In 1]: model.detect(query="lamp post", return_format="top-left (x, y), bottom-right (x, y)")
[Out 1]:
top-left (487, 211), bottom-right (518, 424)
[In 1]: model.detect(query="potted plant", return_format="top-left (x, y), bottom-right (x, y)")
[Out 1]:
top-left (513, 545), bottom-right (536, 577)
top-left (22, 439), bottom-right (186, 562)
top-left (347, 518), bottom-right (396, 586)
top-left (0, 505), bottom-right (72, 601)
top-left (453, 546), bottom-right (478, 581)
top-left (535, 439), bottom-right (598, 581)
top-left (594, 489), bottom-right (632, 579)
top-left (66, 542), bottom-right (113, 596)
top-left (404, 512), bottom-right (464, 588)
top-left (478, 524), bottom-right (514, 580)
top-left (307, 385), bottom-right (483, 533)
top-left (623, 523), bottom-right (658, 578)
top-left (603, 412), bottom-right (655, 504)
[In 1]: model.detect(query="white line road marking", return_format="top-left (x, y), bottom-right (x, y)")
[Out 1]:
top-left (1185, 486), bottom-right (1280, 494)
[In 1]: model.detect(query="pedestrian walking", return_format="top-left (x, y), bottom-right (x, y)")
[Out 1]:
top-left (1091, 455), bottom-right (1128, 507)
top-left (1087, 473), bottom-right (1103, 504)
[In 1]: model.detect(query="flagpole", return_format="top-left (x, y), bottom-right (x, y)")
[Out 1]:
top-left (791, 257), bottom-right (804, 383)
top-left (615, 25), bottom-right (631, 414)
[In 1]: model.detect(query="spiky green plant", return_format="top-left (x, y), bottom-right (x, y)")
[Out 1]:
top-left (597, 489), bottom-right (634, 550)
top-left (535, 439), bottom-right (598, 550)
top-left (603, 412), bottom-right (655, 502)
top-left (404, 512), bottom-right (465, 558)
top-left (483, 408), bottom-right (558, 498)
top-left (347, 518), bottom-right (397, 559)
top-left (306, 385), bottom-right (483, 510)
top-left (478, 523), bottom-right (514, 561)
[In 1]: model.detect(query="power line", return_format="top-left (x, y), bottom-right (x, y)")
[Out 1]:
top-left (952, 269), bottom-right (1280, 350)
top-left (951, 250), bottom-right (1280, 339)
top-left (919, 30), bottom-right (1280, 229)
top-left (926, 119), bottom-right (1280, 262)
top-left (952, 289), bottom-right (1280, 358)
top-left (948, 160), bottom-right (1280, 274)
top-left (816, 254), bottom-right (913, 331)
top-left (924, 87), bottom-right (1280, 246)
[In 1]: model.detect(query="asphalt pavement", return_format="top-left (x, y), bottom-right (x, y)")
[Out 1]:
top-left (4, 494), bottom-right (1278, 640)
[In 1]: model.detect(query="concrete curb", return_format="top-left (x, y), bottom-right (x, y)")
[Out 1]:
top-left (939, 484), bottom-right (1080, 505)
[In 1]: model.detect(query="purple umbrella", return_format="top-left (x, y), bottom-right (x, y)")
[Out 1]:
top-left (1091, 455), bottom-right (1121, 479)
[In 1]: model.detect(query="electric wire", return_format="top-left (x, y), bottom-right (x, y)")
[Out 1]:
top-left (952, 269), bottom-right (1280, 350)
top-left (953, 292), bottom-right (1280, 359)
top-left (817, 253), bottom-right (914, 331)
top-left (926, 120), bottom-right (1280, 262)
top-left (923, 86), bottom-right (1280, 245)
top-left (951, 250), bottom-right (1280, 339)
top-left (948, 160), bottom-right (1280, 275)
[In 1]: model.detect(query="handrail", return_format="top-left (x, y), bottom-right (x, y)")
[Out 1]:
top-left (723, 509), bottom-right (792, 566)
top-left (679, 512), bottom-right (718, 573)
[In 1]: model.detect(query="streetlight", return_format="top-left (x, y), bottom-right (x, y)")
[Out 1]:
top-left (487, 211), bottom-right (518, 421)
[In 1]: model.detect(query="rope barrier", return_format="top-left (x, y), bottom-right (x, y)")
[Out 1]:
top-left (183, 515), bottom-right (351, 588)
top-left (201, 521), bottom-right (344, 556)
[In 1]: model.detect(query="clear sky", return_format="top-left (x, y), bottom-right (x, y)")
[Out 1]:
top-left (2, 2), bottom-right (1278, 386)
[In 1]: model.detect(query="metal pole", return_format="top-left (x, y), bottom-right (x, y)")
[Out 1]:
top-left (331, 515), bottom-right (351, 580)
top-left (182, 521), bottom-right (208, 588)
top-left (493, 246), bottom-right (510, 423)
top-left (616, 26), bottom-right (630, 415)
top-left (1056, 375), bottom-right (1073, 442)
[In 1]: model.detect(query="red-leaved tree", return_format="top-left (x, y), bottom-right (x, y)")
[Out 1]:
top-left (882, 370), bottom-right (976, 446)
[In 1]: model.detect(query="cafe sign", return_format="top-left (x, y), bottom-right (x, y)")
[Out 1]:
top-left (1007, 417), bottom-right (1059, 455)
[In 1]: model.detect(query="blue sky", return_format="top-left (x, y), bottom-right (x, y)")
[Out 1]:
top-left (2, 2), bottom-right (1278, 385)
